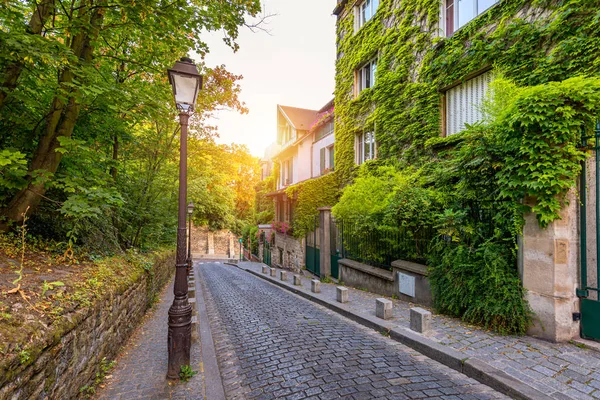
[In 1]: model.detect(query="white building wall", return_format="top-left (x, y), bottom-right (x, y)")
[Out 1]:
top-left (296, 134), bottom-right (313, 183)
top-left (312, 134), bottom-right (335, 178)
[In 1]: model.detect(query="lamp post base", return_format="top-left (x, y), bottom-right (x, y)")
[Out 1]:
top-left (167, 297), bottom-right (193, 379)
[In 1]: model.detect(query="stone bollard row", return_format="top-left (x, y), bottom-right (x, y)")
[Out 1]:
top-left (311, 279), bottom-right (321, 293)
top-left (410, 307), bottom-right (432, 334)
top-left (336, 286), bottom-right (349, 303)
top-left (376, 298), bottom-right (392, 320)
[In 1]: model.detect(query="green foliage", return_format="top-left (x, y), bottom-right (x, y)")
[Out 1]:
top-left (179, 365), bottom-right (198, 382)
top-left (332, 0), bottom-right (600, 334)
top-left (0, 149), bottom-right (27, 204)
top-left (254, 175), bottom-right (276, 224)
top-left (428, 240), bottom-right (532, 335)
top-left (285, 173), bottom-right (340, 238)
top-left (495, 76), bottom-right (600, 227)
top-left (0, 0), bottom-right (262, 250)
top-left (80, 357), bottom-right (115, 398)
top-left (333, 165), bottom-right (399, 223)
top-left (241, 224), bottom-right (259, 255)
top-left (41, 281), bottom-right (65, 297)
top-left (18, 349), bottom-right (30, 365)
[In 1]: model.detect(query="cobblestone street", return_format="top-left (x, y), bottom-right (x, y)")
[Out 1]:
top-left (95, 276), bottom-right (204, 400)
top-left (199, 262), bottom-right (507, 400)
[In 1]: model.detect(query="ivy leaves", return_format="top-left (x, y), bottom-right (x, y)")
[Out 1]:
top-left (495, 76), bottom-right (600, 227)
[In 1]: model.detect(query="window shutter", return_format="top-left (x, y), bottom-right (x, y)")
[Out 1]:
top-left (446, 70), bottom-right (492, 135)
top-left (329, 146), bottom-right (335, 170)
top-left (320, 148), bottom-right (326, 174)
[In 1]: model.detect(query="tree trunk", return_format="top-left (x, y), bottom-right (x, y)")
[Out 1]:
top-left (111, 134), bottom-right (118, 180)
top-left (0, 0), bottom-right (55, 109)
top-left (0, 4), bottom-right (106, 230)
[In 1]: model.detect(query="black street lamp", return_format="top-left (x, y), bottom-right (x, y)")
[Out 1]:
top-left (166, 57), bottom-right (202, 379)
top-left (187, 202), bottom-right (194, 274)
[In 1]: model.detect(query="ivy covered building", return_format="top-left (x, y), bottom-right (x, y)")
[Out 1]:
top-left (327, 0), bottom-right (600, 342)
top-left (263, 101), bottom-right (336, 270)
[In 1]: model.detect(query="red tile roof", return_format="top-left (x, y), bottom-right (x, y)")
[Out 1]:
top-left (279, 105), bottom-right (319, 130)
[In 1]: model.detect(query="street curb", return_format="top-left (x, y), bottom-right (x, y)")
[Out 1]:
top-left (231, 263), bottom-right (552, 400)
top-left (194, 264), bottom-right (227, 400)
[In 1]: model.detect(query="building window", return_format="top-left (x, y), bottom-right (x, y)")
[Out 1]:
top-left (446, 0), bottom-right (498, 36)
top-left (315, 119), bottom-right (334, 142)
top-left (280, 158), bottom-right (294, 186)
top-left (356, 132), bottom-right (375, 165)
top-left (445, 70), bottom-right (493, 136)
top-left (356, 59), bottom-right (377, 96)
top-left (356, 0), bottom-right (380, 30)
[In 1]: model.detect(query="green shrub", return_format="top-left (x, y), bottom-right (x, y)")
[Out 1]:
top-left (428, 240), bottom-right (531, 335)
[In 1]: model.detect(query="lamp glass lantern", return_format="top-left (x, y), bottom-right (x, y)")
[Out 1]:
top-left (167, 57), bottom-right (202, 112)
top-left (187, 202), bottom-right (194, 215)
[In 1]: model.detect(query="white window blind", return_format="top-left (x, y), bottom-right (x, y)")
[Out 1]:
top-left (446, 71), bottom-right (492, 136)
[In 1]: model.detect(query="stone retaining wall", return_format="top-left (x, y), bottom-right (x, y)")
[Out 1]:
top-left (190, 226), bottom-right (237, 257)
top-left (269, 232), bottom-right (304, 272)
top-left (0, 251), bottom-right (175, 400)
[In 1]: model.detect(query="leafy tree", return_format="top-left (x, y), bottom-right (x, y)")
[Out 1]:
top-left (0, 0), bottom-right (262, 231)
top-left (0, 0), bottom-right (263, 252)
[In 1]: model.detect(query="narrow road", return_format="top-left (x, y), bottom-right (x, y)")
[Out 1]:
top-left (198, 262), bottom-right (508, 400)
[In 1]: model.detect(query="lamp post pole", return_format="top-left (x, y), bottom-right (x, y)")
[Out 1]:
top-left (187, 202), bottom-right (194, 275)
top-left (167, 111), bottom-right (193, 379)
top-left (167, 57), bottom-right (202, 379)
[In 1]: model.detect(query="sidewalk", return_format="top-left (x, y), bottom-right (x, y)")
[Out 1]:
top-left (95, 274), bottom-right (205, 400)
top-left (234, 261), bottom-right (600, 400)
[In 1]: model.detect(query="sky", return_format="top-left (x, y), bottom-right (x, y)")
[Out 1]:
top-left (198, 0), bottom-right (337, 157)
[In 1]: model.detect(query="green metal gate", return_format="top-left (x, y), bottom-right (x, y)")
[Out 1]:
top-left (305, 216), bottom-right (320, 276)
top-left (579, 120), bottom-right (600, 340)
top-left (330, 217), bottom-right (341, 279)
top-left (263, 241), bottom-right (272, 267)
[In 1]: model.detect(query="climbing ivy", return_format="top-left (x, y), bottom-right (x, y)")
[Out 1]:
top-left (325, 0), bottom-right (600, 334)
top-left (285, 173), bottom-right (340, 238)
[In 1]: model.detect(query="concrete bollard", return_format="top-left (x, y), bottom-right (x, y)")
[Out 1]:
top-left (294, 275), bottom-right (302, 286)
top-left (376, 298), bottom-right (393, 320)
top-left (262, 266), bottom-right (268, 274)
top-left (280, 271), bottom-right (288, 281)
top-left (270, 268), bottom-right (276, 277)
top-left (336, 287), bottom-right (349, 303)
top-left (410, 307), bottom-right (432, 334)
top-left (311, 279), bottom-right (321, 293)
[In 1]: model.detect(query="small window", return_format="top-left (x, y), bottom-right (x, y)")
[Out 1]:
top-left (446, 0), bottom-right (498, 36)
top-left (315, 119), bottom-right (334, 142)
top-left (356, 132), bottom-right (375, 165)
top-left (356, 59), bottom-right (377, 96)
top-left (445, 70), bottom-right (493, 136)
top-left (356, 0), bottom-right (380, 30)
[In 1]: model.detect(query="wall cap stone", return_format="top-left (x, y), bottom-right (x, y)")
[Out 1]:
top-left (339, 258), bottom-right (394, 281)
top-left (391, 259), bottom-right (428, 276)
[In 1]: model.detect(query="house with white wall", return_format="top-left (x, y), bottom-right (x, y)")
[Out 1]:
top-left (267, 100), bottom-right (335, 227)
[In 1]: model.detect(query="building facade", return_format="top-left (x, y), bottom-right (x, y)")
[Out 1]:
top-left (331, 0), bottom-right (600, 341)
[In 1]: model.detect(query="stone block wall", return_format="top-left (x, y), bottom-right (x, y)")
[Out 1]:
top-left (261, 232), bottom-right (305, 272)
top-left (522, 190), bottom-right (580, 342)
top-left (190, 226), bottom-right (237, 257)
top-left (0, 252), bottom-right (175, 399)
